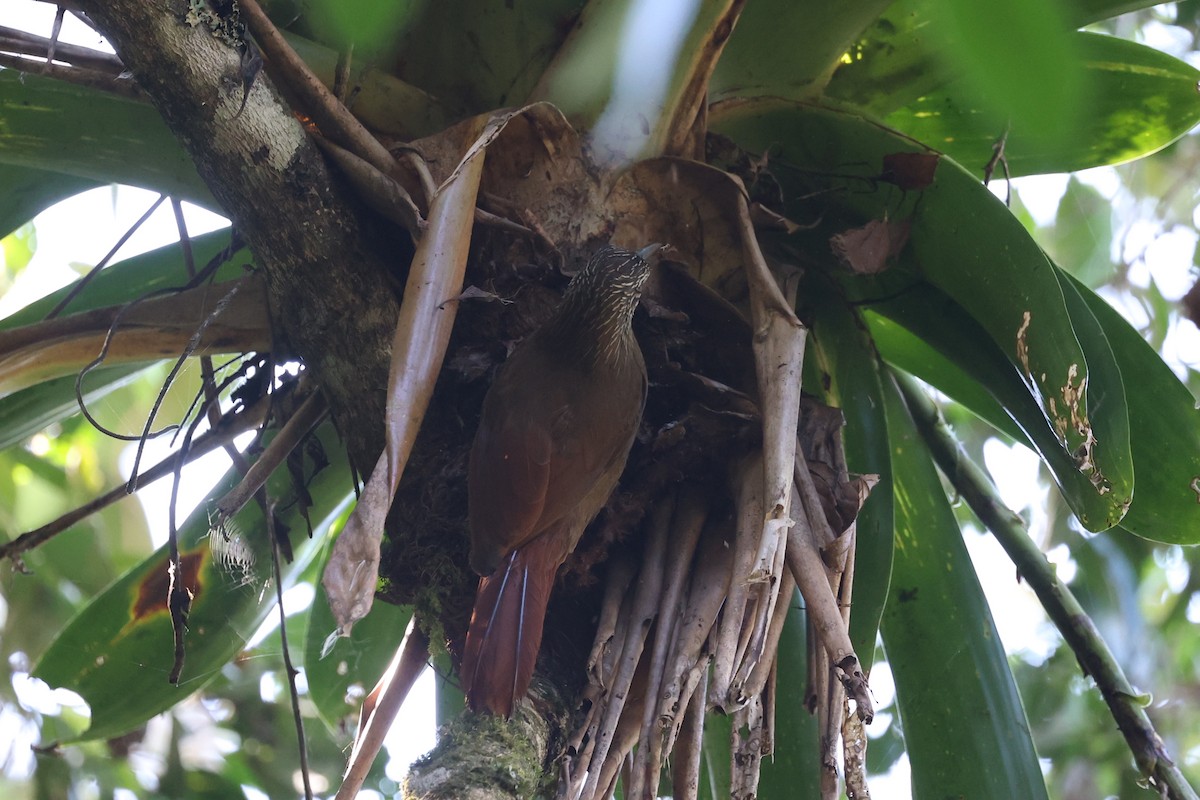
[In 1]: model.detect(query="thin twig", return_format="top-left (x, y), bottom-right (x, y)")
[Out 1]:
top-left (335, 619), bottom-right (431, 800)
top-left (895, 373), bottom-right (1198, 800)
top-left (266, 501), bottom-right (313, 800)
top-left (0, 24), bottom-right (125, 71)
top-left (127, 275), bottom-right (252, 492)
top-left (73, 291), bottom-right (184, 442)
top-left (237, 0), bottom-right (399, 176)
top-left (0, 396), bottom-right (268, 566)
top-left (215, 392), bottom-right (328, 519)
top-left (43, 5), bottom-right (65, 69)
top-left (0, 51), bottom-right (140, 98)
top-left (47, 194), bottom-right (166, 320)
top-left (172, 199), bottom-right (255, 478)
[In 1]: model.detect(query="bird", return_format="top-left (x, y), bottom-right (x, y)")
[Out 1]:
top-left (460, 244), bottom-right (659, 717)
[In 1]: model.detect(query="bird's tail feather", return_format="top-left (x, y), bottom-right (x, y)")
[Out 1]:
top-left (460, 536), bottom-right (561, 716)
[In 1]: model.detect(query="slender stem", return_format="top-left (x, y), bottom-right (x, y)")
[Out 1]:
top-left (0, 398), bottom-right (267, 566)
top-left (895, 372), bottom-right (1198, 800)
top-left (266, 503), bottom-right (313, 800)
top-left (0, 24), bottom-right (125, 71)
top-left (46, 194), bottom-right (166, 319)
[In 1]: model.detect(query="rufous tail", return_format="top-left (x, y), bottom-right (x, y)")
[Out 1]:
top-left (460, 535), bottom-right (562, 716)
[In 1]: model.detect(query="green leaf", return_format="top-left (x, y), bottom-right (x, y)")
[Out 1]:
top-left (393, 0), bottom-right (580, 115)
top-left (1066, 273), bottom-right (1200, 544)
top-left (0, 366), bottom-right (149, 451)
top-left (925, 0), bottom-right (1086, 154)
top-left (0, 231), bottom-right (244, 448)
top-left (699, 709), bottom-right (732, 800)
top-left (0, 229), bottom-right (240, 329)
top-left (712, 101), bottom-right (1134, 530)
top-left (2, 221), bottom-right (37, 279)
top-left (33, 422), bottom-right (354, 741)
top-left (709, 0), bottom-right (893, 102)
top-left (865, 311), bottom-right (1024, 443)
top-left (880, 373), bottom-right (1048, 799)
top-left (866, 284), bottom-right (1132, 532)
top-left (304, 544), bottom-right (413, 737)
top-left (757, 591), bottom-right (820, 799)
top-left (803, 281), bottom-right (893, 669)
top-left (0, 71), bottom-right (210, 206)
top-left (0, 164), bottom-right (99, 241)
top-left (884, 33), bottom-right (1200, 177)
top-left (1047, 177), bottom-right (1116, 288)
top-left (303, 0), bottom-right (422, 58)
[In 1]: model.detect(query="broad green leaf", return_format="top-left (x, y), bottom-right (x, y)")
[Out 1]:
top-left (757, 591), bottom-right (820, 799)
top-left (0, 365), bottom-right (149, 451)
top-left (699, 709), bottom-right (732, 800)
top-left (0, 164), bottom-right (99, 242)
top-left (826, 0), bottom-right (1179, 125)
top-left (304, 546), bottom-right (413, 737)
top-left (712, 101), bottom-right (1133, 530)
top-left (304, 0), bottom-right (422, 58)
top-left (1, 229), bottom-right (240, 329)
top-left (880, 373), bottom-right (1048, 799)
top-left (394, 0), bottom-right (581, 115)
top-left (0, 71), bottom-right (210, 206)
top-left (709, 0), bottom-right (893, 102)
top-left (803, 280), bottom-right (893, 669)
top-left (885, 33), bottom-right (1200, 177)
top-left (865, 312), bottom-right (1024, 443)
top-left (1066, 273), bottom-right (1200, 544)
top-left (33, 422), bottom-right (354, 741)
top-left (865, 285), bottom-right (1131, 532)
top-left (0, 231), bottom-right (243, 449)
top-left (925, 0), bottom-right (1085, 155)
top-left (1046, 177), bottom-right (1116, 288)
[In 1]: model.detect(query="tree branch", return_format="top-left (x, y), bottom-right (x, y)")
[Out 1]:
top-left (77, 0), bottom-right (403, 470)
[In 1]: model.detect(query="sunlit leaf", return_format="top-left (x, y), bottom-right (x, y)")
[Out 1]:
top-left (1, 221), bottom-right (37, 277)
top-left (1, 229), bottom-right (240, 329)
top-left (884, 33), bottom-right (1200, 177)
top-left (712, 101), bottom-right (1134, 530)
top-left (1046, 177), bottom-right (1116, 288)
top-left (0, 163), bottom-right (101, 242)
top-left (1065, 272), bottom-right (1200, 544)
top-left (925, 0), bottom-right (1085, 154)
top-left (0, 366), bottom-right (147, 451)
top-left (33, 423), bottom-right (354, 741)
top-left (0, 71), bottom-right (210, 205)
top-left (709, 0), bottom-right (892, 102)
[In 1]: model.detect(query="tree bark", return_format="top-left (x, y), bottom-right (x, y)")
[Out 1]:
top-left (78, 0), bottom-right (400, 469)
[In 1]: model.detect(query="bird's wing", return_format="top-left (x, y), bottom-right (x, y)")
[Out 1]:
top-left (468, 395), bottom-right (554, 574)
